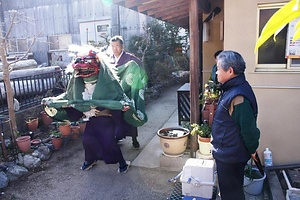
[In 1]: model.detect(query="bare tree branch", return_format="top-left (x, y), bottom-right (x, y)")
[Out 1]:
top-left (3, 10), bottom-right (17, 42)
top-left (0, 10), bottom-right (40, 141)
top-left (8, 31), bottom-right (41, 69)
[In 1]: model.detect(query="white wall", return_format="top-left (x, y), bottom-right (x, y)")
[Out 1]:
top-left (223, 0), bottom-right (300, 165)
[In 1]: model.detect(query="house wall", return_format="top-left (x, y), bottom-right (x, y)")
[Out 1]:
top-left (222, 0), bottom-right (300, 165)
top-left (0, 0), bottom-right (148, 65)
top-left (202, 0), bottom-right (224, 84)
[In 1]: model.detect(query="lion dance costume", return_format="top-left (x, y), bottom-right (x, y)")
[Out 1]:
top-left (42, 49), bottom-right (147, 172)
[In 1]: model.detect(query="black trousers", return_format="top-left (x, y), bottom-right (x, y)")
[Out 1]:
top-left (215, 159), bottom-right (247, 200)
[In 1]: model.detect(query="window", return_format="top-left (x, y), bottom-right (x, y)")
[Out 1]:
top-left (48, 34), bottom-right (72, 51)
top-left (6, 38), bottom-right (28, 53)
top-left (286, 18), bottom-right (300, 69)
top-left (17, 39), bottom-right (28, 52)
top-left (256, 4), bottom-right (300, 71)
top-left (7, 39), bottom-right (17, 53)
top-left (96, 24), bottom-right (108, 32)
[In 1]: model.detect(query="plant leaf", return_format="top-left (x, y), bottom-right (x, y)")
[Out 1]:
top-left (255, 0), bottom-right (300, 52)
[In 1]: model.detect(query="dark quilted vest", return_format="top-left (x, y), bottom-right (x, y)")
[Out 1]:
top-left (211, 74), bottom-right (258, 163)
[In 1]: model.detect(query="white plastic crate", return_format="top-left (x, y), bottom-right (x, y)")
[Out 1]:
top-left (180, 158), bottom-right (216, 199)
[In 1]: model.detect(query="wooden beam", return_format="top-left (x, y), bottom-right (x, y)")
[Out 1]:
top-left (125, 0), bottom-right (151, 8)
top-left (158, 11), bottom-right (189, 20)
top-left (137, 1), bottom-right (159, 12)
top-left (137, 0), bottom-right (186, 13)
top-left (114, 0), bottom-right (202, 28)
top-left (169, 18), bottom-right (189, 29)
top-left (166, 9), bottom-right (203, 23)
top-left (189, 0), bottom-right (200, 153)
top-left (148, 2), bottom-right (188, 17)
top-left (161, 11), bottom-right (188, 21)
top-left (155, 9), bottom-right (189, 20)
top-left (147, 0), bottom-right (187, 15)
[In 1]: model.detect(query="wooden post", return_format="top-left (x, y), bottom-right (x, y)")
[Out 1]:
top-left (189, 0), bottom-right (200, 155)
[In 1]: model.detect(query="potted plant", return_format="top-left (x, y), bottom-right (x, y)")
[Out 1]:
top-left (156, 127), bottom-right (190, 157)
top-left (25, 117), bottom-right (39, 132)
top-left (202, 80), bottom-right (221, 104)
top-left (190, 122), bottom-right (212, 155)
top-left (201, 81), bottom-right (221, 125)
top-left (191, 122), bottom-right (211, 142)
top-left (78, 120), bottom-right (87, 134)
top-left (57, 120), bottom-right (71, 137)
top-left (50, 130), bottom-right (62, 150)
top-left (70, 125), bottom-right (80, 139)
top-left (244, 162), bottom-right (266, 195)
top-left (16, 135), bottom-right (31, 153)
top-left (40, 111), bottom-right (53, 127)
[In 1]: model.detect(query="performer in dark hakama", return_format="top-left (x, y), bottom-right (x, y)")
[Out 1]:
top-left (109, 35), bottom-right (148, 149)
top-left (42, 47), bottom-right (147, 173)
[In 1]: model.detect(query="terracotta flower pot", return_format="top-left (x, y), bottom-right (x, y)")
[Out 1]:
top-left (16, 136), bottom-right (31, 153)
top-left (31, 138), bottom-right (41, 146)
top-left (26, 117), bottom-right (39, 132)
top-left (51, 137), bottom-right (62, 150)
top-left (71, 125), bottom-right (80, 139)
top-left (78, 122), bottom-right (87, 134)
top-left (201, 103), bottom-right (217, 126)
top-left (198, 136), bottom-right (211, 143)
top-left (58, 123), bottom-right (71, 137)
top-left (41, 111), bottom-right (53, 126)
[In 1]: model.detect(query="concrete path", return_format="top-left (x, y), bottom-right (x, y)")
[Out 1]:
top-left (2, 83), bottom-right (270, 200)
top-left (2, 84), bottom-right (182, 200)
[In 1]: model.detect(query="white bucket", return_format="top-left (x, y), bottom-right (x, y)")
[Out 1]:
top-left (198, 140), bottom-right (212, 155)
top-left (243, 168), bottom-right (266, 195)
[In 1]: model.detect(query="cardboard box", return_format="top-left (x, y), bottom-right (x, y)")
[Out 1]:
top-left (180, 158), bottom-right (215, 199)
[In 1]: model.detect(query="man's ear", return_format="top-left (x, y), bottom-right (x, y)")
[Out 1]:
top-left (229, 67), bottom-right (235, 75)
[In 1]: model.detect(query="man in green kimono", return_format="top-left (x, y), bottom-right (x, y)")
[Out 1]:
top-left (109, 35), bottom-right (148, 149)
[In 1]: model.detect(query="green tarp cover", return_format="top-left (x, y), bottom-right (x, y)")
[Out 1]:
top-left (42, 58), bottom-right (148, 127)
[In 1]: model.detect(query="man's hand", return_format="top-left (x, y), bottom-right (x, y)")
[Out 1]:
top-left (95, 109), bottom-right (112, 117)
top-left (251, 152), bottom-right (258, 162)
top-left (83, 109), bottom-right (97, 118)
top-left (122, 106), bottom-right (130, 111)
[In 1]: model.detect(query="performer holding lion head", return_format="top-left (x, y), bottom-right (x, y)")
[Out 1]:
top-left (42, 46), bottom-right (147, 173)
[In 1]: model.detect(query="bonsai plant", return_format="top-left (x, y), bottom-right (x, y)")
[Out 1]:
top-left (50, 130), bottom-right (62, 150)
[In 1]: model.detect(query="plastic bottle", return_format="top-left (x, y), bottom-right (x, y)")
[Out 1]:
top-left (263, 148), bottom-right (273, 167)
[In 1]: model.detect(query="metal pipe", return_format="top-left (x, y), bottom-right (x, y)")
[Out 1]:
top-left (265, 164), bottom-right (300, 171)
top-left (282, 170), bottom-right (300, 191)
